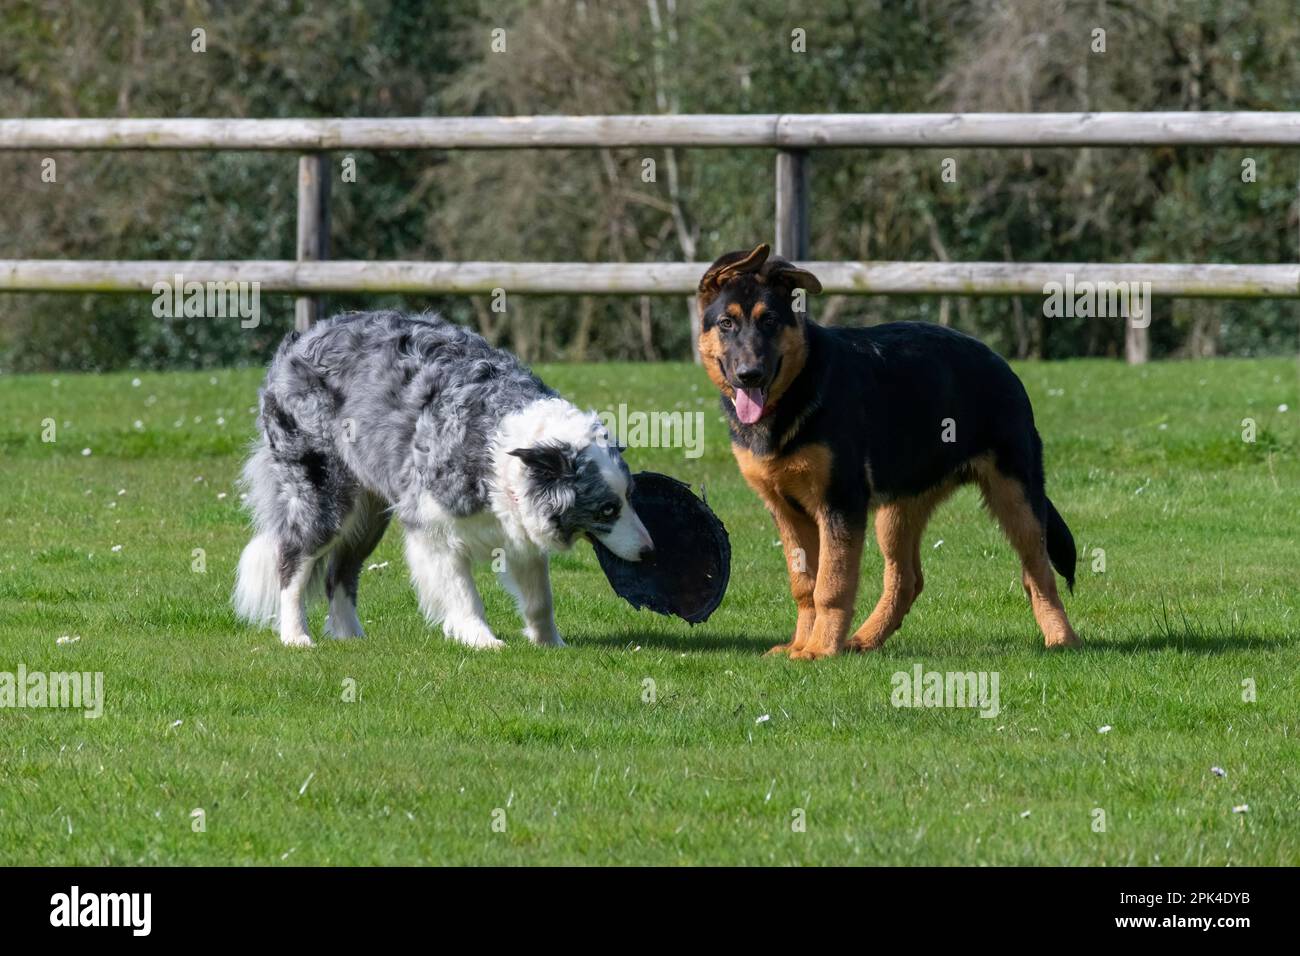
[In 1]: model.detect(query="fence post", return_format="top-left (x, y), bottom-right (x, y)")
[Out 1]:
top-left (1125, 316), bottom-right (1150, 364)
top-left (774, 148), bottom-right (810, 259)
top-left (295, 153), bottom-right (330, 331)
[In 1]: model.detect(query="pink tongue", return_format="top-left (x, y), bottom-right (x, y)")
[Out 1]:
top-left (734, 387), bottom-right (766, 424)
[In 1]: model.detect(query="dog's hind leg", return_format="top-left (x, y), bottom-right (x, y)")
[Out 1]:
top-left (977, 466), bottom-right (1079, 649)
top-left (237, 459), bottom-right (353, 647)
top-left (404, 524), bottom-right (503, 650)
top-left (276, 485), bottom-right (355, 648)
top-left (500, 548), bottom-right (564, 647)
top-left (270, 456), bottom-right (360, 648)
top-left (278, 551), bottom-right (321, 648)
top-left (237, 388), bottom-right (359, 647)
top-left (325, 492), bottom-right (392, 639)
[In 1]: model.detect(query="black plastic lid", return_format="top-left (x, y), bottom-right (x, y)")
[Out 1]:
top-left (591, 472), bottom-right (731, 625)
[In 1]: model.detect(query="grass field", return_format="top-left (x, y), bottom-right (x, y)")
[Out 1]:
top-left (1, 356), bottom-right (1298, 865)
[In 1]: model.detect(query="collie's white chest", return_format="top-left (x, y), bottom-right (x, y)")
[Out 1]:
top-left (414, 493), bottom-right (508, 561)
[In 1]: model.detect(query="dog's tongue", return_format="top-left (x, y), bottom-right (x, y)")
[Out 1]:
top-left (734, 387), bottom-right (766, 425)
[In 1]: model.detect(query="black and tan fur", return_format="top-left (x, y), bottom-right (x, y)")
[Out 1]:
top-left (698, 243), bottom-right (1079, 660)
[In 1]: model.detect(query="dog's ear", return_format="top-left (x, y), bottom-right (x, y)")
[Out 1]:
top-left (697, 243), bottom-right (771, 309)
top-left (762, 256), bottom-right (823, 295)
top-left (509, 442), bottom-right (576, 482)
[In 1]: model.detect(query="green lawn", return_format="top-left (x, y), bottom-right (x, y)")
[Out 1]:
top-left (0, 357), bottom-right (1297, 865)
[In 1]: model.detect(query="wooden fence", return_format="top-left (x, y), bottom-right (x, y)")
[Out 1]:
top-left (3, 113), bottom-right (1299, 361)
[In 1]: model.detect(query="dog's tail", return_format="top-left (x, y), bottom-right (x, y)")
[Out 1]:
top-left (1044, 496), bottom-right (1076, 594)
top-left (233, 436), bottom-right (284, 627)
top-left (235, 530), bottom-right (281, 626)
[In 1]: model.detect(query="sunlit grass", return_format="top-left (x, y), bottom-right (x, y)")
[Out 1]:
top-left (0, 357), bottom-right (1297, 864)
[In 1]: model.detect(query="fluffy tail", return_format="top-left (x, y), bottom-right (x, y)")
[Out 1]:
top-left (233, 429), bottom-right (329, 628)
top-left (234, 531), bottom-right (281, 626)
top-left (1044, 496), bottom-right (1076, 594)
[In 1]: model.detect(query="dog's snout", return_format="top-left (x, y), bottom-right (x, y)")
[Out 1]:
top-left (633, 515), bottom-right (654, 562)
top-left (736, 366), bottom-right (765, 386)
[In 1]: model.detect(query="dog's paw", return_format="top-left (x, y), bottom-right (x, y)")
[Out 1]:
top-left (765, 641), bottom-right (794, 657)
top-left (445, 617), bottom-right (505, 650)
top-left (788, 645), bottom-right (839, 661)
top-left (280, 632), bottom-right (316, 649)
top-left (325, 600), bottom-right (366, 639)
top-left (455, 631), bottom-right (505, 650)
top-left (846, 635), bottom-right (887, 653)
top-left (325, 616), bottom-right (365, 640)
top-left (525, 625), bottom-right (566, 648)
top-left (1044, 629), bottom-right (1082, 649)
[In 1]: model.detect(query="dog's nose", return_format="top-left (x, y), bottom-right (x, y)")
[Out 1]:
top-left (736, 366), bottom-right (764, 386)
top-left (638, 544), bottom-right (656, 563)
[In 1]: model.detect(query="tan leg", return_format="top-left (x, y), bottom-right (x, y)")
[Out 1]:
top-left (910, 531), bottom-right (925, 608)
top-left (978, 469), bottom-right (1079, 648)
top-left (788, 516), bottom-right (864, 661)
top-left (846, 504), bottom-right (917, 650)
top-left (847, 489), bottom-right (946, 651)
top-left (764, 501), bottom-right (820, 656)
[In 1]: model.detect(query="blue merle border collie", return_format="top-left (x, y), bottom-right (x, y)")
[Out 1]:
top-left (234, 311), bottom-right (654, 649)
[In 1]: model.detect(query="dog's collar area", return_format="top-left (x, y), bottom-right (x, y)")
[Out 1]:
top-left (775, 394), bottom-right (822, 453)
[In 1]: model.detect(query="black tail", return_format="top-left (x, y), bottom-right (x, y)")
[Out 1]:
top-left (1044, 497), bottom-right (1076, 594)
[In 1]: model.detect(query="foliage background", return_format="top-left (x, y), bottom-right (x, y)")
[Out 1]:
top-left (1, 0), bottom-right (1297, 371)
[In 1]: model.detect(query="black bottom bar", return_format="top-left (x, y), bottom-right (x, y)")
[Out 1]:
top-left (1, 866), bottom-right (1287, 941)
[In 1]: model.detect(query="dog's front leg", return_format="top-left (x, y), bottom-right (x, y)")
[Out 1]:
top-left (404, 526), bottom-right (503, 650)
top-left (764, 499), bottom-right (820, 657)
top-left (501, 548), bottom-right (564, 647)
top-left (788, 511), bottom-right (865, 661)
top-left (849, 499), bottom-right (929, 651)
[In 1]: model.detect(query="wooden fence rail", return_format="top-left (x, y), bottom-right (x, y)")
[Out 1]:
top-left (5, 112), bottom-right (1299, 362)
top-left (4, 113), bottom-right (1300, 149)
top-left (2, 260), bottom-right (1297, 298)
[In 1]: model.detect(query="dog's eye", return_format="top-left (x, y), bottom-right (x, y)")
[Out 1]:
top-left (717, 318), bottom-right (735, 332)
top-left (599, 503), bottom-right (619, 521)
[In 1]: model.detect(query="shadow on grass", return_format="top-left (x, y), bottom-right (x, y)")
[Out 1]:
top-left (580, 593), bottom-right (1294, 657)
top-left (581, 630), bottom-right (1064, 656)
top-left (582, 626), bottom-right (1292, 657)
top-left (582, 630), bottom-right (771, 654)
top-left (1084, 597), bottom-right (1292, 654)
top-left (1083, 632), bottom-right (1289, 655)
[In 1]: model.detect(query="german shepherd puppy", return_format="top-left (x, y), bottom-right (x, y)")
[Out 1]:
top-left (697, 243), bottom-right (1079, 660)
